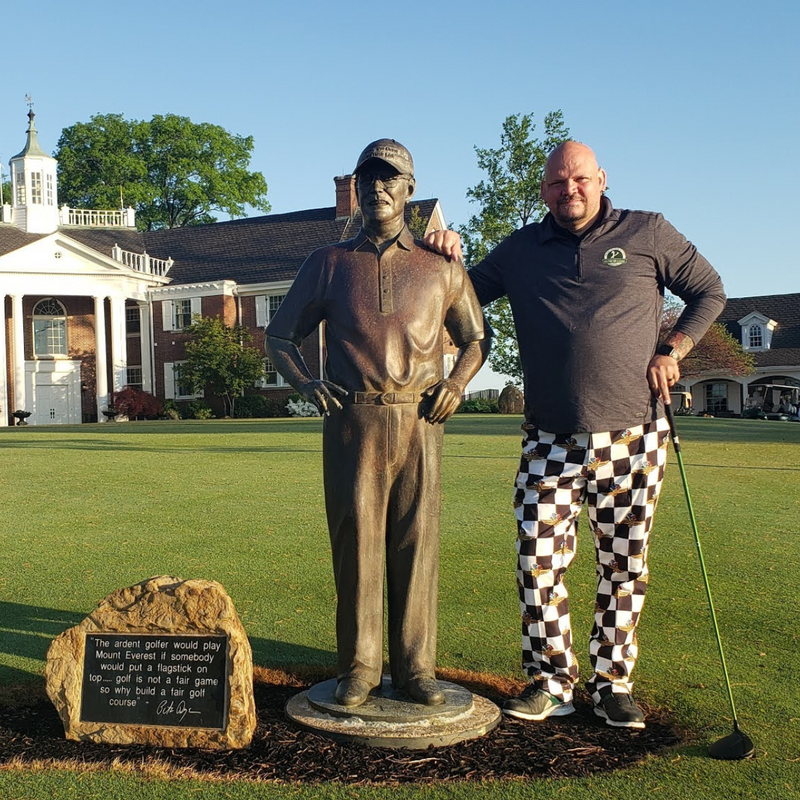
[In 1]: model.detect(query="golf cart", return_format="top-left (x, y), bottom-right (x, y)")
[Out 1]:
top-left (669, 390), bottom-right (694, 416)
top-left (743, 383), bottom-right (800, 421)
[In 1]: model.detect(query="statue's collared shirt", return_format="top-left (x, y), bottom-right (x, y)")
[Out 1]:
top-left (267, 225), bottom-right (485, 394)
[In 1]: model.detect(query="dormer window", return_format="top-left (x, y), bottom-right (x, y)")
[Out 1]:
top-left (738, 312), bottom-right (777, 351)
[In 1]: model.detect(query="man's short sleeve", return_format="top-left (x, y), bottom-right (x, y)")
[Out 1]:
top-left (444, 260), bottom-right (486, 347)
top-left (266, 248), bottom-right (328, 344)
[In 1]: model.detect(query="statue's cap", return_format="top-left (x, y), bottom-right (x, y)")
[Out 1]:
top-left (354, 139), bottom-right (414, 176)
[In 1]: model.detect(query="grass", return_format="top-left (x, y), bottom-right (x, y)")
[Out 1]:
top-left (1, 415), bottom-right (799, 799)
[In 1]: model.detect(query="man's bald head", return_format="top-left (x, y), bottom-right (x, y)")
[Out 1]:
top-left (541, 141), bottom-right (607, 233)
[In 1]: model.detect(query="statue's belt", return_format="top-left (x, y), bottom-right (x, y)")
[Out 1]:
top-left (350, 391), bottom-right (423, 405)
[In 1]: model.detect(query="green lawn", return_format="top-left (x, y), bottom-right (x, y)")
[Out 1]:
top-left (1, 416), bottom-right (798, 800)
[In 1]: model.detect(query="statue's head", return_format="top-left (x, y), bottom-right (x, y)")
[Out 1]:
top-left (353, 139), bottom-right (416, 228)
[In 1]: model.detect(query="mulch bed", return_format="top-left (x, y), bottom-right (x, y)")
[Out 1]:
top-left (0, 669), bottom-right (686, 785)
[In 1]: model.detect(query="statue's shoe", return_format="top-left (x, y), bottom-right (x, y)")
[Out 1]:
top-left (405, 676), bottom-right (445, 706)
top-left (334, 677), bottom-right (373, 707)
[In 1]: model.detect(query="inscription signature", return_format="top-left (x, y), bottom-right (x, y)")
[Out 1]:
top-left (156, 699), bottom-right (201, 723)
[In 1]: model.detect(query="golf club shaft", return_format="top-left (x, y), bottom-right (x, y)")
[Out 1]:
top-left (663, 403), bottom-right (742, 727)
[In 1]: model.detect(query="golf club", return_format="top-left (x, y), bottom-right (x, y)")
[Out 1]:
top-left (663, 402), bottom-right (755, 760)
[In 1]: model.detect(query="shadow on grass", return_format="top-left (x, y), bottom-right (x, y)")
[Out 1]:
top-left (0, 601), bottom-right (335, 685)
top-left (0, 438), bottom-right (323, 454)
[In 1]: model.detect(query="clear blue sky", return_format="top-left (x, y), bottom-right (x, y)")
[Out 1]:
top-left (2, 0), bottom-right (796, 388)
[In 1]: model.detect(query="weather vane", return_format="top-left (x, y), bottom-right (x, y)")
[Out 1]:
top-left (25, 94), bottom-right (33, 110)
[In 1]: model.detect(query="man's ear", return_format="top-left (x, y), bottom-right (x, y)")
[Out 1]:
top-left (406, 177), bottom-right (416, 201)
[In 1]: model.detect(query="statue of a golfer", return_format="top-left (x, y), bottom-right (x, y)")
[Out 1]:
top-left (266, 139), bottom-right (486, 707)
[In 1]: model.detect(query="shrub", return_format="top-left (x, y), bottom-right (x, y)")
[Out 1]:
top-left (163, 400), bottom-right (215, 420)
top-left (161, 400), bottom-right (181, 420)
top-left (457, 398), bottom-right (500, 414)
top-left (234, 394), bottom-right (292, 418)
top-left (286, 397), bottom-right (321, 417)
top-left (186, 400), bottom-right (214, 420)
top-left (112, 387), bottom-right (163, 420)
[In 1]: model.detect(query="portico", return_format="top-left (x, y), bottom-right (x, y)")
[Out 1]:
top-left (0, 235), bottom-right (169, 425)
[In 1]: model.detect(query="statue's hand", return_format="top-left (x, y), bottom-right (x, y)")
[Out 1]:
top-left (423, 380), bottom-right (463, 424)
top-left (300, 380), bottom-right (348, 415)
top-left (422, 229), bottom-right (463, 262)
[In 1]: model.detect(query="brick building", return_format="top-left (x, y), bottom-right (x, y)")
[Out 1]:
top-left (1, 113), bottom-right (446, 425)
top-left (683, 293), bottom-right (800, 415)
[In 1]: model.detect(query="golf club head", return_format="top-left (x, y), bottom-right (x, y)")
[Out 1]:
top-left (708, 728), bottom-right (755, 760)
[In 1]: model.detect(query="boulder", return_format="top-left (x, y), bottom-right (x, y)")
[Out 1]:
top-left (45, 575), bottom-right (256, 749)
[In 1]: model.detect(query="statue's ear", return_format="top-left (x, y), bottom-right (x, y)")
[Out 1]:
top-left (406, 176), bottom-right (416, 201)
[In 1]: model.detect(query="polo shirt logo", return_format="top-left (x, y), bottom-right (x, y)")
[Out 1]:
top-left (602, 248), bottom-right (627, 266)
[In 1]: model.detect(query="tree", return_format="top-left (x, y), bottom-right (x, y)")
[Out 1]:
top-left (407, 205), bottom-right (429, 238)
top-left (55, 113), bottom-right (271, 230)
top-left (661, 299), bottom-right (754, 379)
top-left (459, 111), bottom-right (571, 384)
top-left (111, 387), bottom-right (163, 420)
top-left (180, 317), bottom-right (266, 417)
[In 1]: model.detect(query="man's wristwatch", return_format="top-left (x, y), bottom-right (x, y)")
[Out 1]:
top-left (656, 343), bottom-right (681, 361)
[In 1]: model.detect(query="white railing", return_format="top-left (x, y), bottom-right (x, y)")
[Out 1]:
top-left (111, 244), bottom-right (173, 277)
top-left (60, 205), bottom-right (137, 228)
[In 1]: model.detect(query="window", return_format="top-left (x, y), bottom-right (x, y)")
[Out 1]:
top-left (258, 356), bottom-right (287, 388)
top-left (126, 306), bottom-right (141, 334)
top-left (269, 294), bottom-right (285, 320)
top-left (705, 383), bottom-right (728, 413)
top-left (174, 299), bottom-right (193, 330)
top-left (255, 293), bottom-right (286, 327)
top-left (30, 172), bottom-right (42, 204)
top-left (174, 363), bottom-right (199, 399)
top-left (126, 367), bottom-right (143, 388)
top-left (32, 298), bottom-right (67, 357)
top-left (15, 170), bottom-right (25, 205)
top-left (161, 297), bottom-right (201, 332)
top-left (46, 174), bottom-right (54, 206)
top-left (748, 325), bottom-right (763, 349)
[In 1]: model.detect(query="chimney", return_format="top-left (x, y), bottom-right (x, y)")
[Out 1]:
top-left (334, 174), bottom-right (357, 218)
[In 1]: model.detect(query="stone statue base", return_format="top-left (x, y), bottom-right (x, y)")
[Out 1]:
top-left (285, 677), bottom-right (500, 749)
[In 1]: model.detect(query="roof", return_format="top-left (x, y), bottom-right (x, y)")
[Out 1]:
top-left (12, 111), bottom-right (50, 160)
top-left (0, 226), bottom-right (47, 256)
top-left (64, 199), bottom-right (441, 286)
top-left (718, 292), bottom-right (800, 368)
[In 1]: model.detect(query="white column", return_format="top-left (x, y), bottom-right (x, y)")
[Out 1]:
top-left (0, 296), bottom-right (7, 424)
top-left (94, 296), bottom-right (109, 420)
top-left (109, 296), bottom-right (127, 394)
top-left (11, 294), bottom-right (25, 412)
top-left (138, 301), bottom-right (153, 393)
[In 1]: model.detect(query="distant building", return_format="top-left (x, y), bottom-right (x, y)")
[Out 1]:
top-left (0, 112), bottom-right (447, 424)
top-left (681, 293), bottom-right (800, 415)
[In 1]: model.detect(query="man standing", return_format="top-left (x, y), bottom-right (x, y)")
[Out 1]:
top-left (266, 140), bottom-right (486, 708)
top-left (426, 141), bottom-right (725, 728)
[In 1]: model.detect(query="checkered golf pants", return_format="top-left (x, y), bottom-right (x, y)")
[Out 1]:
top-left (513, 417), bottom-right (670, 704)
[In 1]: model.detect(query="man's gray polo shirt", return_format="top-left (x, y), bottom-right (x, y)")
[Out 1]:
top-left (468, 197), bottom-right (726, 433)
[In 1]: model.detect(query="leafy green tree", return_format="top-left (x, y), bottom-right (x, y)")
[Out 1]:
top-left (181, 317), bottom-right (266, 417)
top-left (459, 111), bottom-right (570, 384)
top-left (55, 113), bottom-right (271, 230)
top-left (407, 205), bottom-right (430, 238)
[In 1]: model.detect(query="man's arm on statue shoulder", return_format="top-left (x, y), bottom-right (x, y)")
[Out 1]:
top-left (423, 229), bottom-right (463, 262)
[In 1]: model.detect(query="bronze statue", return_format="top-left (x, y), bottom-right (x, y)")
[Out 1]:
top-left (266, 139), bottom-right (487, 707)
